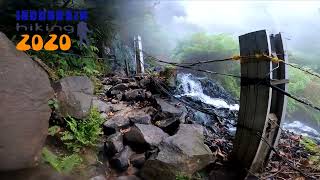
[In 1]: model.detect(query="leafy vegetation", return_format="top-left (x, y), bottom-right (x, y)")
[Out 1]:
top-left (42, 147), bottom-right (82, 173)
top-left (175, 172), bottom-right (190, 180)
top-left (61, 108), bottom-right (104, 152)
top-left (300, 137), bottom-right (320, 170)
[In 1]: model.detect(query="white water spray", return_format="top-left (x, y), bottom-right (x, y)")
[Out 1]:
top-left (177, 73), bottom-right (239, 111)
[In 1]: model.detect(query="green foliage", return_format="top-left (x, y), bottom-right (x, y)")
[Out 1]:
top-left (42, 147), bottom-right (82, 173)
top-left (48, 98), bottom-right (59, 110)
top-left (300, 137), bottom-right (320, 170)
top-left (28, 38), bottom-right (105, 79)
top-left (61, 108), bottom-right (104, 152)
top-left (175, 172), bottom-right (190, 180)
top-left (301, 137), bottom-right (320, 154)
top-left (48, 125), bottom-right (60, 136)
top-left (287, 66), bottom-right (313, 113)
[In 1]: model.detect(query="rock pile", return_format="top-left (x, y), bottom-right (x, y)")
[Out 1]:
top-left (98, 76), bottom-right (216, 180)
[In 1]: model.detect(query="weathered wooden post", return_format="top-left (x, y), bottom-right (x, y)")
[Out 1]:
top-left (232, 30), bottom-right (287, 177)
top-left (134, 35), bottom-right (144, 74)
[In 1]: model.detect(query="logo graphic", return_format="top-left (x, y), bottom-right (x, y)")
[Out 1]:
top-left (15, 9), bottom-right (91, 51)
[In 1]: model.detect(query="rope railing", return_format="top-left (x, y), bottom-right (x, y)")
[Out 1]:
top-left (132, 49), bottom-right (318, 179)
top-left (140, 49), bottom-right (320, 113)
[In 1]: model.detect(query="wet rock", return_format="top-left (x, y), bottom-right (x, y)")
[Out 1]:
top-left (124, 124), bottom-right (169, 150)
top-left (120, 77), bottom-right (135, 83)
top-left (126, 166), bottom-right (140, 176)
top-left (130, 154), bottom-right (146, 168)
top-left (155, 98), bottom-right (184, 118)
top-left (155, 118), bottom-right (180, 135)
top-left (140, 124), bottom-right (214, 180)
top-left (111, 102), bottom-right (127, 112)
top-left (139, 78), bottom-right (151, 88)
top-left (110, 146), bottom-right (134, 171)
top-left (124, 89), bottom-right (145, 101)
top-left (111, 99), bottom-right (119, 104)
top-left (111, 77), bottom-right (122, 85)
top-left (128, 82), bottom-right (139, 89)
top-left (116, 175), bottom-right (141, 180)
top-left (103, 85), bottom-right (113, 92)
top-left (100, 113), bottom-right (108, 119)
top-left (0, 32), bottom-right (54, 170)
top-left (145, 91), bottom-right (152, 99)
top-left (110, 83), bottom-right (129, 92)
top-left (92, 99), bottom-right (112, 113)
top-left (103, 116), bottom-right (130, 135)
top-left (128, 112), bottom-right (152, 125)
top-left (116, 93), bottom-right (123, 101)
top-left (90, 175), bottom-right (106, 180)
top-left (105, 132), bottom-right (124, 156)
top-left (54, 76), bottom-right (94, 119)
top-left (110, 90), bottom-right (122, 96)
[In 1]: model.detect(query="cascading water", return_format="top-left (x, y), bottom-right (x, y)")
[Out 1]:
top-left (175, 73), bottom-right (320, 141)
top-left (176, 73), bottom-right (239, 111)
top-left (175, 73), bottom-right (239, 133)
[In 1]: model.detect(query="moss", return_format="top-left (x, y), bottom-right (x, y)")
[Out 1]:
top-left (300, 137), bottom-right (320, 154)
top-left (175, 172), bottom-right (190, 180)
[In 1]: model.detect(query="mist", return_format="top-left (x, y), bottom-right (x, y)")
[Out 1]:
top-left (153, 1), bottom-right (320, 60)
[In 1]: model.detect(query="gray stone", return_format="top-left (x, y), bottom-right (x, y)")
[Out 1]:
top-left (128, 111), bottom-right (152, 125)
top-left (140, 124), bottom-right (214, 180)
top-left (103, 85), bottom-right (113, 92)
top-left (139, 78), bottom-right (151, 88)
top-left (116, 175), bottom-right (141, 180)
top-left (110, 146), bottom-right (134, 171)
top-left (109, 83), bottom-right (129, 92)
top-left (111, 99), bottom-right (119, 104)
top-left (0, 32), bottom-right (54, 170)
top-left (155, 117), bottom-right (180, 135)
top-left (54, 76), bottom-right (94, 119)
top-left (90, 175), bottom-right (106, 180)
top-left (92, 99), bottom-right (112, 113)
top-left (105, 132), bottom-right (124, 156)
top-left (124, 89), bottom-right (145, 101)
top-left (103, 116), bottom-right (130, 135)
top-left (100, 113), bottom-right (107, 119)
top-left (124, 124), bottom-right (169, 147)
top-left (111, 102), bottom-right (127, 112)
top-left (155, 98), bottom-right (183, 117)
top-left (130, 153), bottom-right (146, 168)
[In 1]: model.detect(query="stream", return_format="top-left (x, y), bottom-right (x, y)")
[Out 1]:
top-left (175, 73), bottom-right (320, 141)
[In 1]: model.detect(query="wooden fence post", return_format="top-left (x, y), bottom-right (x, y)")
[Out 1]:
top-left (134, 35), bottom-right (144, 74)
top-left (232, 30), bottom-right (287, 177)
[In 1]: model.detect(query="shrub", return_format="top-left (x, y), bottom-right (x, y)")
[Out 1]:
top-left (61, 108), bottom-right (104, 152)
top-left (42, 147), bottom-right (82, 173)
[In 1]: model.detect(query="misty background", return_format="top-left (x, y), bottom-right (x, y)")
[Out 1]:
top-left (0, 0), bottom-right (319, 129)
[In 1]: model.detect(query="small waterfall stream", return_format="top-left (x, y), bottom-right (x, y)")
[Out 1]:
top-left (175, 73), bottom-right (320, 140)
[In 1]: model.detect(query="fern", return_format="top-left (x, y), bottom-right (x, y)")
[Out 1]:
top-left (61, 108), bottom-right (104, 152)
top-left (42, 147), bottom-right (82, 173)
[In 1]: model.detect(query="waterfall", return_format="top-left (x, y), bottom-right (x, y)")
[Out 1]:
top-left (176, 73), bottom-right (239, 111)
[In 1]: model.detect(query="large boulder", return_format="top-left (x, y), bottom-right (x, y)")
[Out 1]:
top-left (155, 98), bottom-right (184, 118)
top-left (103, 116), bottom-right (130, 135)
top-left (0, 32), bottom-right (54, 170)
top-left (124, 124), bottom-right (169, 149)
top-left (54, 76), bottom-right (94, 119)
top-left (91, 98), bottom-right (112, 113)
top-left (105, 132), bottom-right (124, 156)
top-left (110, 146), bottom-right (134, 171)
top-left (124, 89), bottom-right (146, 101)
top-left (140, 124), bottom-right (215, 180)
